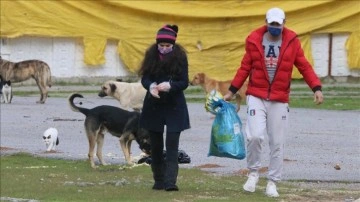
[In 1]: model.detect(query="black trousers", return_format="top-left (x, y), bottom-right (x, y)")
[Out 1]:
top-left (149, 130), bottom-right (180, 187)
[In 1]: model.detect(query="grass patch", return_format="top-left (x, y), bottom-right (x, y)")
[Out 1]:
top-left (290, 97), bottom-right (360, 110)
top-left (186, 86), bottom-right (206, 94)
top-left (53, 81), bottom-right (104, 86)
top-left (14, 91), bottom-right (99, 97)
top-left (293, 86), bottom-right (360, 91)
top-left (185, 85), bottom-right (360, 110)
top-left (11, 84), bottom-right (360, 110)
top-left (187, 96), bottom-right (360, 110)
top-left (1, 153), bottom-right (358, 202)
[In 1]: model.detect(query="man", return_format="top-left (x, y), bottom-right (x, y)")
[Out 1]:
top-left (224, 7), bottom-right (324, 197)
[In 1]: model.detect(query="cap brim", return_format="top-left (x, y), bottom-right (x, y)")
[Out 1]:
top-left (267, 17), bottom-right (284, 24)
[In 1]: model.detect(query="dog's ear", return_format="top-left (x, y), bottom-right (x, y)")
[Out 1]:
top-left (110, 83), bottom-right (117, 93)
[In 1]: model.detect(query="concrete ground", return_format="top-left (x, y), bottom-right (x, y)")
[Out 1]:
top-left (1, 85), bottom-right (359, 190)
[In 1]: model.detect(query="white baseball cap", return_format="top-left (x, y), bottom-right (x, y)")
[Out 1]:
top-left (266, 7), bottom-right (285, 24)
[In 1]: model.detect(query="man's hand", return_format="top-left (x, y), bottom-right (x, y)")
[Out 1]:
top-left (223, 91), bottom-right (234, 101)
top-left (314, 90), bottom-right (324, 105)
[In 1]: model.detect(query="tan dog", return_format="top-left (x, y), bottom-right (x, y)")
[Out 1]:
top-left (190, 72), bottom-right (248, 112)
top-left (0, 56), bottom-right (52, 104)
top-left (98, 80), bottom-right (147, 112)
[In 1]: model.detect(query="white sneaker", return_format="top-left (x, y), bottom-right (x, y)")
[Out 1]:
top-left (243, 172), bottom-right (259, 192)
top-left (266, 180), bottom-right (279, 197)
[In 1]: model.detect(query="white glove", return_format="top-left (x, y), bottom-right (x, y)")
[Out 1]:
top-left (149, 82), bottom-right (160, 98)
top-left (157, 82), bottom-right (171, 92)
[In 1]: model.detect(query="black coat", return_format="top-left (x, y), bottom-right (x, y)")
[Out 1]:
top-left (139, 45), bottom-right (190, 133)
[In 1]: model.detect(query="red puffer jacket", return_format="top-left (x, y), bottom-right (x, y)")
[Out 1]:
top-left (229, 25), bottom-right (321, 103)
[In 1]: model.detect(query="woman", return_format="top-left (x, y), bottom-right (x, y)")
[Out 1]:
top-left (138, 24), bottom-right (190, 191)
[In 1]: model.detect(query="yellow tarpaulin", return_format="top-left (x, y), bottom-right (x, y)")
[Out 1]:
top-left (83, 37), bottom-right (107, 66)
top-left (1, 1), bottom-right (359, 80)
top-left (346, 31), bottom-right (360, 68)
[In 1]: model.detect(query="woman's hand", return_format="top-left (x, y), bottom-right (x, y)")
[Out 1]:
top-left (157, 82), bottom-right (171, 92)
top-left (150, 83), bottom-right (160, 98)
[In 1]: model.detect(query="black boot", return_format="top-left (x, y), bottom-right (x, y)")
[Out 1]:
top-left (151, 163), bottom-right (165, 190)
top-left (164, 150), bottom-right (179, 191)
top-left (149, 131), bottom-right (165, 190)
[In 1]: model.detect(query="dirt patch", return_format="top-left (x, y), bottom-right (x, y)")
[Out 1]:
top-left (195, 164), bottom-right (223, 168)
top-left (0, 147), bottom-right (17, 151)
top-left (43, 150), bottom-right (63, 154)
top-left (283, 189), bottom-right (359, 202)
top-left (51, 118), bottom-right (83, 121)
top-left (284, 158), bottom-right (297, 162)
top-left (234, 166), bottom-right (268, 176)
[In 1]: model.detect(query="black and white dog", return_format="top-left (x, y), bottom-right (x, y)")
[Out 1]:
top-left (0, 75), bottom-right (12, 104)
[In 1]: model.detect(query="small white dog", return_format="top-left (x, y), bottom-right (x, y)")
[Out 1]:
top-left (43, 127), bottom-right (59, 152)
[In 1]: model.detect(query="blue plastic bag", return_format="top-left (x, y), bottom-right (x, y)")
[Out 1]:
top-left (206, 91), bottom-right (246, 160)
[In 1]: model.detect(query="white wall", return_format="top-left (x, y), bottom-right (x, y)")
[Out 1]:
top-left (311, 34), bottom-right (329, 77)
top-left (0, 37), bottom-right (131, 78)
top-left (311, 33), bottom-right (359, 77)
top-left (1, 34), bottom-right (359, 79)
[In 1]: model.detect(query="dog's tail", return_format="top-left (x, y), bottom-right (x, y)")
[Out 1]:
top-left (68, 93), bottom-right (90, 116)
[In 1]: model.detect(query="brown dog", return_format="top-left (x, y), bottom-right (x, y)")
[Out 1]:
top-left (190, 72), bottom-right (248, 112)
top-left (0, 56), bottom-right (52, 104)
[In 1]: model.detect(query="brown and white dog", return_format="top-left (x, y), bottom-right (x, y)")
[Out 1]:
top-left (98, 80), bottom-right (147, 112)
top-left (190, 72), bottom-right (248, 112)
top-left (0, 56), bottom-right (52, 104)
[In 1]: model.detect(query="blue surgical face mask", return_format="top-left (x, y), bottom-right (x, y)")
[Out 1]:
top-left (268, 26), bottom-right (282, 37)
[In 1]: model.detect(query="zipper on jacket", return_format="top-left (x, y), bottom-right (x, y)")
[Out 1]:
top-left (266, 36), bottom-right (296, 100)
top-left (250, 37), bottom-right (271, 100)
